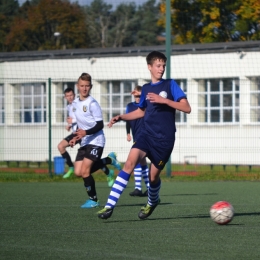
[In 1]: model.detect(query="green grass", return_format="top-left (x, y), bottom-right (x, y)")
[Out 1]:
top-left (1, 181), bottom-right (260, 259)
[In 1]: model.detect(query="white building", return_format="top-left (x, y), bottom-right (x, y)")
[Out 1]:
top-left (0, 41), bottom-right (259, 167)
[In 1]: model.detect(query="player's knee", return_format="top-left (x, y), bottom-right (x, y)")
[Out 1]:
top-left (123, 160), bottom-right (135, 173)
top-left (74, 169), bottom-right (81, 177)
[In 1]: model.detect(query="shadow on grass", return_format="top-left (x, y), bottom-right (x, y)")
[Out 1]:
top-left (100, 212), bottom-right (260, 224)
top-left (116, 202), bottom-right (173, 207)
top-left (161, 193), bottom-right (218, 197)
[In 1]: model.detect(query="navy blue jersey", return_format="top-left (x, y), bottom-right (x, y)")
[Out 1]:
top-left (126, 102), bottom-right (143, 141)
top-left (138, 79), bottom-right (186, 140)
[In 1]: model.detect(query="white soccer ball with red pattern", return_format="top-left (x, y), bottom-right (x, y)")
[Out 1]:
top-left (210, 201), bottom-right (234, 225)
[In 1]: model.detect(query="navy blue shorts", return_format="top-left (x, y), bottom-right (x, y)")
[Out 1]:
top-left (132, 132), bottom-right (175, 170)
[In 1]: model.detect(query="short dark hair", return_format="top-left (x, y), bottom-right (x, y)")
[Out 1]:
top-left (64, 87), bottom-right (74, 94)
top-left (134, 85), bottom-right (142, 92)
top-left (146, 51), bottom-right (167, 65)
top-left (78, 72), bottom-right (92, 84)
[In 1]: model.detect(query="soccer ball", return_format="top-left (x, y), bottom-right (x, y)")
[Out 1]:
top-left (210, 201), bottom-right (234, 225)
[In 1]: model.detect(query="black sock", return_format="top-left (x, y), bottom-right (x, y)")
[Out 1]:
top-left (91, 161), bottom-right (110, 175)
top-left (104, 157), bottom-right (112, 164)
top-left (83, 175), bottom-right (97, 201)
top-left (62, 151), bottom-right (74, 168)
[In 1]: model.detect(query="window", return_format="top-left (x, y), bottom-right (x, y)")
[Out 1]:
top-left (55, 82), bottom-right (76, 123)
top-left (198, 79), bottom-right (240, 123)
top-left (250, 77), bottom-right (260, 122)
top-left (13, 83), bottom-right (46, 124)
top-left (175, 79), bottom-right (187, 123)
top-left (101, 81), bottom-right (137, 122)
top-left (0, 85), bottom-right (4, 124)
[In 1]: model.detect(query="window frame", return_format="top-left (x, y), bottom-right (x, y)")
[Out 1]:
top-left (12, 83), bottom-right (47, 125)
top-left (198, 78), bottom-right (240, 125)
top-left (249, 77), bottom-right (260, 123)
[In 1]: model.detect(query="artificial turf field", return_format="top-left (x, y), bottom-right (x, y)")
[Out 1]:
top-left (1, 181), bottom-right (260, 260)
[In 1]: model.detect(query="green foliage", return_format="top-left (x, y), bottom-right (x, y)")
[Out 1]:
top-left (1, 0), bottom-right (260, 50)
top-left (135, 0), bottom-right (164, 46)
top-left (108, 2), bottom-right (137, 47)
top-left (83, 0), bottom-right (113, 48)
top-left (0, 0), bottom-right (19, 51)
top-left (159, 0), bottom-right (260, 44)
top-left (4, 0), bottom-right (89, 51)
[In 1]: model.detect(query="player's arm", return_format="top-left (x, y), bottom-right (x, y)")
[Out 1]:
top-left (75, 120), bottom-right (104, 140)
top-left (126, 121), bottom-right (131, 142)
top-left (146, 79), bottom-right (191, 114)
top-left (147, 92), bottom-right (191, 113)
top-left (167, 98), bottom-right (191, 113)
top-left (108, 108), bottom-right (144, 128)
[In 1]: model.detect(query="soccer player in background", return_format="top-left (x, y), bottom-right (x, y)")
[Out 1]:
top-left (57, 88), bottom-right (120, 186)
top-left (126, 86), bottom-right (149, 197)
top-left (97, 51), bottom-right (191, 219)
top-left (69, 73), bottom-right (121, 208)
top-left (57, 87), bottom-right (78, 178)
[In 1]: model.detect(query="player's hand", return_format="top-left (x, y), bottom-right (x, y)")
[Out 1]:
top-left (65, 125), bottom-right (71, 131)
top-left (75, 129), bottom-right (86, 140)
top-left (146, 93), bottom-right (167, 104)
top-left (107, 115), bottom-right (121, 128)
top-left (67, 117), bottom-right (73, 124)
top-left (69, 139), bottom-right (76, 147)
top-left (127, 134), bottom-right (131, 142)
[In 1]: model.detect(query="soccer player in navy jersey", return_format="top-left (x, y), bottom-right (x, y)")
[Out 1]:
top-left (126, 86), bottom-right (149, 197)
top-left (97, 51), bottom-right (191, 219)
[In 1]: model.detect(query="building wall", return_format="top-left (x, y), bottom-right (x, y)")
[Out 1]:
top-left (0, 50), bottom-right (259, 165)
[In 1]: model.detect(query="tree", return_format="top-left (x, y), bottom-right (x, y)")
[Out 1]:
top-left (135, 0), bottom-right (164, 46)
top-left (0, 0), bottom-right (19, 51)
top-left (158, 0), bottom-right (256, 44)
top-left (108, 2), bottom-right (137, 47)
top-left (5, 0), bottom-right (89, 51)
top-left (234, 0), bottom-right (260, 40)
top-left (83, 0), bottom-right (113, 48)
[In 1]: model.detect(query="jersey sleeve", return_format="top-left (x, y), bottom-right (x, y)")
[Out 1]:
top-left (171, 80), bottom-right (187, 101)
top-left (138, 89), bottom-right (147, 109)
top-left (69, 102), bottom-right (77, 124)
top-left (89, 100), bottom-right (103, 121)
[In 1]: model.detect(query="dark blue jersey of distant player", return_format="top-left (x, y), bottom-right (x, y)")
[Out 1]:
top-left (138, 79), bottom-right (187, 140)
top-left (126, 102), bottom-right (143, 141)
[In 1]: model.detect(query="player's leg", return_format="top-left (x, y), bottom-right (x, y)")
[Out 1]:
top-left (79, 145), bottom-right (103, 208)
top-left (138, 164), bottom-right (161, 219)
top-left (58, 134), bottom-right (74, 178)
top-left (138, 139), bottom-right (175, 219)
top-left (140, 157), bottom-right (149, 196)
top-left (91, 163), bottom-right (114, 187)
top-left (90, 153), bottom-right (122, 187)
top-left (129, 163), bottom-right (143, 196)
top-left (97, 148), bottom-right (145, 219)
top-left (107, 152), bottom-right (122, 170)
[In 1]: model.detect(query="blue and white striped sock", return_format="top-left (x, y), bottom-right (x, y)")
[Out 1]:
top-left (134, 164), bottom-right (142, 190)
top-left (141, 165), bottom-right (149, 189)
top-left (148, 178), bottom-right (161, 206)
top-left (105, 170), bottom-right (130, 209)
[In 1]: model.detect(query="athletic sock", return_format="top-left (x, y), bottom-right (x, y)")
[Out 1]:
top-left (105, 170), bottom-right (130, 208)
top-left (83, 175), bottom-right (97, 201)
top-left (141, 165), bottom-right (150, 189)
top-left (133, 164), bottom-right (142, 191)
top-left (62, 151), bottom-right (74, 168)
top-left (148, 178), bottom-right (161, 206)
top-left (90, 160), bottom-right (110, 175)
